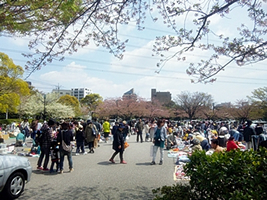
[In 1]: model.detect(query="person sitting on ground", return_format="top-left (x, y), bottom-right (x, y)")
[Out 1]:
top-left (16, 130), bottom-right (26, 146)
top-left (187, 134), bottom-right (202, 151)
top-left (226, 136), bottom-right (239, 152)
top-left (229, 126), bottom-right (241, 141)
top-left (191, 138), bottom-right (202, 152)
top-left (210, 139), bottom-right (225, 153)
top-left (211, 134), bottom-right (218, 140)
top-left (166, 131), bottom-right (176, 150)
top-left (194, 132), bottom-right (210, 151)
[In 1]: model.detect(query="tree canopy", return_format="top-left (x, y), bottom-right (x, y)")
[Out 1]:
top-left (58, 94), bottom-right (80, 116)
top-left (1, 1), bottom-right (266, 81)
top-left (80, 93), bottom-right (103, 111)
top-left (249, 87), bottom-right (267, 120)
top-left (96, 97), bottom-right (170, 119)
top-left (0, 52), bottom-right (30, 113)
top-left (174, 91), bottom-right (213, 120)
top-left (18, 92), bottom-right (75, 119)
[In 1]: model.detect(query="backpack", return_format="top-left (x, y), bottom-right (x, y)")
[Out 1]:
top-left (35, 130), bottom-right (43, 145)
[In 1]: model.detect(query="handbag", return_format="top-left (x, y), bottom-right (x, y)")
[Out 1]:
top-left (124, 141), bottom-right (129, 149)
top-left (61, 131), bottom-right (72, 152)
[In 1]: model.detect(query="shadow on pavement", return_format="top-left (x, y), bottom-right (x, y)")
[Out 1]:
top-left (31, 169), bottom-right (44, 174)
top-left (97, 161), bottom-right (111, 166)
top-left (19, 185), bottom-right (155, 200)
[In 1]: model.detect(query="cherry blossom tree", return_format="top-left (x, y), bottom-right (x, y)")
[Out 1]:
top-left (1, 1), bottom-right (266, 81)
top-left (18, 92), bottom-right (75, 119)
top-left (96, 97), bottom-right (171, 119)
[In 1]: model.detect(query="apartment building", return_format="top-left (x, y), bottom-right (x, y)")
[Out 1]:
top-left (151, 89), bottom-right (171, 104)
top-left (71, 88), bottom-right (91, 101)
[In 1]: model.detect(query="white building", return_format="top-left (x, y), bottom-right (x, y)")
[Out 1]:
top-left (71, 88), bottom-right (91, 101)
top-left (52, 89), bottom-right (72, 97)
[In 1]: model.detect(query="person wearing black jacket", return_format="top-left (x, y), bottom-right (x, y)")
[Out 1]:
top-left (109, 123), bottom-right (127, 164)
top-left (37, 119), bottom-right (55, 171)
top-left (243, 120), bottom-right (256, 150)
top-left (75, 125), bottom-right (87, 155)
top-left (57, 122), bottom-right (74, 174)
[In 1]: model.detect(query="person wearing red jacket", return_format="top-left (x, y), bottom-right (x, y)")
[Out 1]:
top-left (226, 136), bottom-right (239, 151)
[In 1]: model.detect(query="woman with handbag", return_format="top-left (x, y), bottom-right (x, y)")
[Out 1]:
top-left (109, 123), bottom-right (127, 164)
top-left (150, 119), bottom-right (167, 165)
top-left (57, 122), bottom-right (74, 174)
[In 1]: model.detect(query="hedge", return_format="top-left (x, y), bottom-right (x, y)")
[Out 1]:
top-left (153, 148), bottom-right (267, 200)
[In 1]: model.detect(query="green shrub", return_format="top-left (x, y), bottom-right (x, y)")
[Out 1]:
top-left (0, 119), bottom-right (21, 126)
top-left (153, 148), bottom-right (267, 200)
top-left (152, 184), bottom-right (192, 200)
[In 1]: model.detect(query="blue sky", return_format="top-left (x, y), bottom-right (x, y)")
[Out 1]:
top-left (0, 2), bottom-right (266, 104)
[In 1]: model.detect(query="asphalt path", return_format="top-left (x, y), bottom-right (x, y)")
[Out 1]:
top-left (5, 135), bottom-right (177, 200)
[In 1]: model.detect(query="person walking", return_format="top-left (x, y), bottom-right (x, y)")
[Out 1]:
top-left (37, 119), bottom-right (55, 171)
top-left (57, 122), bottom-right (74, 173)
top-left (151, 119), bottom-right (167, 165)
top-left (135, 118), bottom-right (144, 143)
top-left (84, 121), bottom-right (96, 153)
top-left (122, 120), bottom-right (129, 141)
top-left (109, 123), bottom-right (127, 164)
top-left (102, 119), bottom-right (110, 143)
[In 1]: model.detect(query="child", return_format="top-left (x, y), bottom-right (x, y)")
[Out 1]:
top-left (50, 140), bottom-right (60, 173)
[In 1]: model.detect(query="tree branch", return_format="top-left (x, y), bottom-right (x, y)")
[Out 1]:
top-left (198, 0), bottom-right (239, 21)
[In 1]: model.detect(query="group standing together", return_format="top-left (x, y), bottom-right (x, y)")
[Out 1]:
top-left (16, 117), bottom-right (267, 174)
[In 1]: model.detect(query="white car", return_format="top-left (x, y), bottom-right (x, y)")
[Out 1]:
top-left (0, 154), bottom-right (32, 199)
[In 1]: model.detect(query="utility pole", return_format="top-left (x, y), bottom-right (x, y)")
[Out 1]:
top-left (6, 109), bottom-right (8, 119)
top-left (55, 83), bottom-right (62, 97)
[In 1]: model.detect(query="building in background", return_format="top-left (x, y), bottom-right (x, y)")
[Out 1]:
top-left (216, 102), bottom-right (231, 108)
top-left (71, 88), bottom-right (91, 101)
top-left (52, 89), bottom-right (72, 97)
top-left (26, 81), bottom-right (32, 86)
top-left (151, 89), bottom-right (171, 104)
top-left (123, 88), bottom-right (137, 100)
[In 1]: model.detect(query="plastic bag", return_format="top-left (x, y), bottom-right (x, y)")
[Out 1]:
top-left (124, 141), bottom-right (129, 149)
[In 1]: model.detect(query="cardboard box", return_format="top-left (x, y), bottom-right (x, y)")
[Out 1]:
top-left (2, 134), bottom-right (9, 140)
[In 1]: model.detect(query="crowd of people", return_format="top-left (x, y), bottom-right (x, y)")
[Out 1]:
top-left (14, 117), bottom-right (267, 173)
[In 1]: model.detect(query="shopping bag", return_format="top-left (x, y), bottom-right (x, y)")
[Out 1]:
top-left (124, 141), bottom-right (129, 149)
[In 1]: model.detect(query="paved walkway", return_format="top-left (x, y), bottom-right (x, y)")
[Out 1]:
top-left (3, 134), bottom-right (177, 200)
